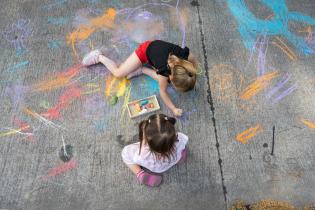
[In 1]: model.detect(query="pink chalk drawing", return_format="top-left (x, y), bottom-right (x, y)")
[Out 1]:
top-left (42, 159), bottom-right (78, 179)
top-left (2, 19), bottom-right (32, 56)
top-left (41, 85), bottom-right (82, 120)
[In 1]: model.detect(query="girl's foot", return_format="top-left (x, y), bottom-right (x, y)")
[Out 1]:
top-left (127, 67), bottom-right (143, 79)
top-left (136, 170), bottom-right (162, 187)
top-left (177, 148), bottom-right (188, 164)
top-left (82, 49), bottom-right (101, 66)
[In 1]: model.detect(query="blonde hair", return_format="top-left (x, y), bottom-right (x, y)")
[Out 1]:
top-left (168, 55), bottom-right (197, 92)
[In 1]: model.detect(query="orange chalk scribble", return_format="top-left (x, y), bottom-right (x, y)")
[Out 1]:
top-left (41, 85), bottom-right (81, 120)
top-left (235, 124), bottom-right (262, 143)
top-left (272, 36), bottom-right (298, 61)
top-left (66, 8), bottom-right (116, 56)
top-left (240, 71), bottom-right (279, 100)
top-left (301, 119), bottom-right (315, 130)
top-left (33, 64), bottom-right (82, 92)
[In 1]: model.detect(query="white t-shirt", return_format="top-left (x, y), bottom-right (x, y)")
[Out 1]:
top-left (121, 132), bottom-right (188, 173)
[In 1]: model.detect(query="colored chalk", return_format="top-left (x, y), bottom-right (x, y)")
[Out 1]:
top-left (109, 95), bottom-right (118, 105)
top-left (127, 95), bottom-right (160, 118)
top-left (140, 100), bottom-right (149, 106)
top-left (141, 103), bottom-right (154, 109)
top-left (134, 103), bottom-right (141, 112)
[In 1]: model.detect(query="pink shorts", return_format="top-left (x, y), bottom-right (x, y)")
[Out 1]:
top-left (135, 41), bottom-right (151, 64)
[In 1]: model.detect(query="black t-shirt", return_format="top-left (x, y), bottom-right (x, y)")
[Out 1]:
top-left (146, 40), bottom-right (190, 77)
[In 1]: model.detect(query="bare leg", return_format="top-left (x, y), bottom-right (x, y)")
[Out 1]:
top-left (125, 163), bottom-right (142, 175)
top-left (99, 52), bottom-right (142, 78)
top-left (142, 67), bottom-right (159, 81)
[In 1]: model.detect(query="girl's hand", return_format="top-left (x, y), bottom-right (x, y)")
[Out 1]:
top-left (172, 108), bottom-right (183, 117)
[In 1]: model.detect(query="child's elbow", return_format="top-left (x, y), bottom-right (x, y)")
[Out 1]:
top-left (112, 71), bottom-right (124, 78)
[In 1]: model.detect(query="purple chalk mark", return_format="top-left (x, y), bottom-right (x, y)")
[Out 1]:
top-left (244, 35), bottom-right (260, 72)
top-left (177, 108), bottom-right (197, 124)
top-left (257, 33), bottom-right (269, 77)
top-left (124, 0), bottom-right (186, 47)
top-left (2, 19), bottom-right (32, 55)
top-left (266, 73), bottom-right (290, 99)
top-left (4, 84), bottom-right (29, 112)
top-left (84, 95), bottom-right (107, 117)
top-left (273, 84), bottom-right (297, 103)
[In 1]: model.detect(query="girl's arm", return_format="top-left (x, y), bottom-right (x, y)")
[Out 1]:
top-left (142, 67), bottom-right (159, 81)
top-left (158, 75), bottom-right (183, 117)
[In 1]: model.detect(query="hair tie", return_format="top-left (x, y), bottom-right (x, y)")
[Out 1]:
top-left (164, 117), bottom-right (168, 120)
top-left (148, 119), bottom-right (151, 123)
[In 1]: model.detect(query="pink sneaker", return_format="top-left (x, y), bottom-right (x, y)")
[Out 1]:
top-left (127, 68), bottom-right (143, 79)
top-left (136, 170), bottom-right (162, 187)
top-left (82, 49), bottom-right (101, 66)
top-left (177, 148), bottom-right (188, 164)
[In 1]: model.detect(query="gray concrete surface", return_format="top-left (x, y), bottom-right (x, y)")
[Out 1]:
top-left (0, 0), bottom-right (315, 209)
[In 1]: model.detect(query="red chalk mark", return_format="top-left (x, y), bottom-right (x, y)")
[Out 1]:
top-left (42, 160), bottom-right (78, 179)
top-left (41, 85), bottom-right (81, 120)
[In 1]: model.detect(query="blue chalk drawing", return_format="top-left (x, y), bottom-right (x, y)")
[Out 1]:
top-left (48, 40), bottom-right (64, 49)
top-left (6, 61), bottom-right (29, 72)
top-left (47, 17), bottom-right (68, 25)
top-left (41, 0), bottom-right (68, 10)
top-left (226, 0), bottom-right (315, 55)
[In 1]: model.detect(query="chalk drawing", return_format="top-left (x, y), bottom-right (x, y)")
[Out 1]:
top-left (235, 124), bottom-right (262, 143)
top-left (22, 107), bottom-right (65, 130)
top-left (41, 0), bottom-right (68, 10)
top-left (84, 95), bottom-right (106, 118)
top-left (0, 125), bottom-right (31, 138)
top-left (47, 17), bottom-right (68, 25)
top-left (240, 71), bottom-right (279, 100)
top-left (209, 64), bottom-right (245, 103)
top-left (32, 64), bottom-right (82, 92)
top-left (67, 8), bottom-right (116, 57)
top-left (301, 119), bottom-right (315, 130)
top-left (48, 40), bottom-right (64, 49)
top-left (177, 108), bottom-right (197, 124)
top-left (266, 73), bottom-right (297, 104)
top-left (39, 100), bottom-right (51, 109)
top-left (41, 85), bottom-right (82, 120)
top-left (4, 84), bottom-right (29, 112)
top-left (2, 19), bottom-right (32, 56)
top-left (271, 36), bottom-right (298, 61)
top-left (42, 159), bottom-right (78, 179)
top-left (226, 0), bottom-right (315, 55)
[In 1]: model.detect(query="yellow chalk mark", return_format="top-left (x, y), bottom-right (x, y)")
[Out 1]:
top-left (301, 119), bottom-right (315, 129)
top-left (120, 85), bottom-right (131, 120)
top-left (104, 76), bottom-right (130, 97)
top-left (236, 124), bottom-right (262, 143)
top-left (85, 83), bottom-right (99, 87)
top-left (116, 78), bottom-right (129, 97)
top-left (82, 88), bottom-right (101, 95)
top-left (66, 8), bottom-right (116, 57)
top-left (0, 125), bottom-right (30, 138)
top-left (105, 76), bottom-right (117, 97)
top-left (240, 71), bottom-right (279, 100)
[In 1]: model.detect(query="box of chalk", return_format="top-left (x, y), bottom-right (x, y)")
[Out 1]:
top-left (127, 95), bottom-right (160, 118)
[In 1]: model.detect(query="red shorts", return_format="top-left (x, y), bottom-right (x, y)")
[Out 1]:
top-left (135, 41), bottom-right (151, 64)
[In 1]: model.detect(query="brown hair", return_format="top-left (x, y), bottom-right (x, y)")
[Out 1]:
top-left (138, 113), bottom-right (177, 161)
top-left (168, 54), bottom-right (197, 92)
